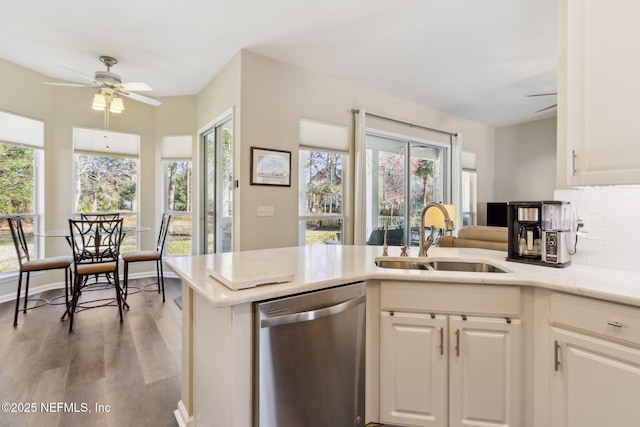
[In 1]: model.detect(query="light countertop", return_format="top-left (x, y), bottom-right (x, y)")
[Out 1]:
top-left (166, 245), bottom-right (640, 308)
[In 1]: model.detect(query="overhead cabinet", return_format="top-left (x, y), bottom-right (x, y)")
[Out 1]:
top-left (379, 282), bottom-right (521, 427)
top-left (563, 0), bottom-right (640, 186)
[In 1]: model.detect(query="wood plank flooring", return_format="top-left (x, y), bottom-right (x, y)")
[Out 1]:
top-left (0, 277), bottom-right (182, 427)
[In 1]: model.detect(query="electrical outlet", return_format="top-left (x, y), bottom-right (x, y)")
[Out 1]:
top-left (258, 206), bottom-right (274, 217)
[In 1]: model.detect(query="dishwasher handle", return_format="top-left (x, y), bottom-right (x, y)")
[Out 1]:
top-left (261, 294), bottom-right (366, 328)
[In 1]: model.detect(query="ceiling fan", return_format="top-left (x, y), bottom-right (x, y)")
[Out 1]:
top-left (527, 92), bottom-right (557, 113)
top-left (43, 55), bottom-right (162, 107)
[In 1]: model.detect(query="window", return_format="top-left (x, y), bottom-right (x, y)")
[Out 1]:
top-left (162, 135), bottom-right (193, 256)
top-left (73, 128), bottom-right (140, 251)
top-left (0, 111), bottom-right (44, 276)
top-left (299, 149), bottom-right (346, 245)
top-left (365, 132), bottom-right (449, 247)
top-left (298, 118), bottom-right (350, 246)
top-left (461, 151), bottom-right (478, 226)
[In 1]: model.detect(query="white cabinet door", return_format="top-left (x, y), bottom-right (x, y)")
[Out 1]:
top-left (551, 327), bottom-right (640, 427)
top-left (564, 0), bottom-right (640, 186)
top-left (449, 316), bottom-right (521, 427)
top-left (380, 311), bottom-right (448, 427)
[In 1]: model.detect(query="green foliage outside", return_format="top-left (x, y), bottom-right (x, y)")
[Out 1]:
top-left (75, 154), bottom-right (138, 212)
top-left (306, 230), bottom-right (339, 245)
top-left (0, 145), bottom-right (34, 214)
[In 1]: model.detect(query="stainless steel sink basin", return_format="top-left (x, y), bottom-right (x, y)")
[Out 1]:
top-left (374, 258), bottom-right (508, 273)
top-left (427, 260), bottom-right (507, 273)
top-left (374, 260), bottom-right (432, 270)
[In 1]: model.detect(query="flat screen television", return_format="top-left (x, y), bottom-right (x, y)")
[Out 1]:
top-left (487, 202), bottom-right (508, 227)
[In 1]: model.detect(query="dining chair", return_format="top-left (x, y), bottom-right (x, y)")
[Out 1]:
top-left (7, 216), bottom-right (73, 327)
top-left (67, 217), bottom-right (124, 331)
top-left (121, 213), bottom-right (172, 302)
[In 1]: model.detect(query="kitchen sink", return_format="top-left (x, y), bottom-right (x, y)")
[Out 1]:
top-left (427, 260), bottom-right (507, 273)
top-left (373, 260), bottom-right (432, 270)
top-left (374, 257), bottom-right (508, 273)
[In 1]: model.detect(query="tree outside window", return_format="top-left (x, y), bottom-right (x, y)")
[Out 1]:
top-left (0, 144), bottom-right (38, 274)
top-left (164, 160), bottom-right (192, 255)
top-left (74, 153), bottom-right (139, 251)
top-left (299, 150), bottom-right (345, 245)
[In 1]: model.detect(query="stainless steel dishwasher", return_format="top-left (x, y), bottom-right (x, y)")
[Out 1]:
top-left (254, 282), bottom-right (366, 427)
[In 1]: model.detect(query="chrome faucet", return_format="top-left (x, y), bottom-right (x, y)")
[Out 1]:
top-left (382, 219), bottom-right (390, 256)
top-left (418, 202), bottom-right (455, 257)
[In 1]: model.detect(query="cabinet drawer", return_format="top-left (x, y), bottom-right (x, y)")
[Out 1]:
top-left (551, 292), bottom-right (640, 346)
top-left (380, 281), bottom-right (520, 317)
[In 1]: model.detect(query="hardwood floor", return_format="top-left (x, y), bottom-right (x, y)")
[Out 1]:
top-left (0, 277), bottom-right (182, 427)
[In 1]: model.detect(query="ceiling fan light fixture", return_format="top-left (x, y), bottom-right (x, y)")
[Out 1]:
top-left (110, 96), bottom-right (124, 113)
top-left (92, 92), bottom-right (107, 111)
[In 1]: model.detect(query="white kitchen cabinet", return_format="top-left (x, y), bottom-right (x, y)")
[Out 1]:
top-left (448, 316), bottom-right (521, 427)
top-left (380, 312), bottom-right (448, 427)
top-left (379, 282), bottom-right (521, 427)
top-left (562, 0), bottom-right (640, 186)
top-left (550, 293), bottom-right (640, 426)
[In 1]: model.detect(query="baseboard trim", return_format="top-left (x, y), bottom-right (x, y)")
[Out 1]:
top-left (174, 400), bottom-right (193, 427)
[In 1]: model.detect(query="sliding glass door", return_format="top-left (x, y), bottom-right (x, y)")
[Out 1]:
top-left (365, 133), bottom-right (449, 247)
top-left (202, 115), bottom-right (234, 254)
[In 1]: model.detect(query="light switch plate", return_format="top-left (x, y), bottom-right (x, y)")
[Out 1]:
top-left (258, 206), bottom-right (274, 216)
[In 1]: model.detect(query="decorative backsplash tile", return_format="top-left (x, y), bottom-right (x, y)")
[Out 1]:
top-left (554, 187), bottom-right (640, 272)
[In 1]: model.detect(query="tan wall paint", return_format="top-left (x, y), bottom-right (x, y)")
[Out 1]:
top-left (494, 118), bottom-right (557, 202)
top-left (237, 50), bottom-right (496, 250)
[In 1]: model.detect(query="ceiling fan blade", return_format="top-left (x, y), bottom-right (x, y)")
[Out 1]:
top-left (527, 93), bottom-right (557, 97)
top-left (117, 90), bottom-right (162, 107)
top-left (62, 66), bottom-right (99, 84)
top-left (43, 81), bottom-right (92, 88)
top-left (118, 82), bottom-right (153, 92)
top-left (536, 104), bottom-right (557, 113)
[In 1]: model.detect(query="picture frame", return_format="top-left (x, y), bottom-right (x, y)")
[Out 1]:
top-left (250, 147), bottom-right (291, 187)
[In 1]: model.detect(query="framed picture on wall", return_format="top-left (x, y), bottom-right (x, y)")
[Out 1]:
top-left (250, 147), bottom-right (291, 186)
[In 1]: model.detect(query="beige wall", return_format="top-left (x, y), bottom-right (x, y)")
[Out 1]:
top-left (235, 50), bottom-right (497, 250)
top-left (494, 118), bottom-right (557, 202)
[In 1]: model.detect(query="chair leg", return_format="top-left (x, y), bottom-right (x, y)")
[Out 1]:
top-left (23, 273), bottom-right (31, 313)
top-left (158, 259), bottom-right (166, 303)
top-left (69, 275), bottom-right (81, 332)
top-left (61, 267), bottom-right (71, 321)
top-left (13, 273), bottom-right (23, 327)
top-left (114, 273), bottom-right (123, 323)
top-left (123, 261), bottom-right (129, 300)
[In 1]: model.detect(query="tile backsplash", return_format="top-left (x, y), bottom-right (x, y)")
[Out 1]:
top-left (554, 187), bottom-right (640, 272)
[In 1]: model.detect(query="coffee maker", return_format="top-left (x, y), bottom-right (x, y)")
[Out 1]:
top-left (507, 201), bottom-right (571, 267)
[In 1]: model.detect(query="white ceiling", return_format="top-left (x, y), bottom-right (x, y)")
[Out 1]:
top-left (0, 0), bottom-right (557, 128)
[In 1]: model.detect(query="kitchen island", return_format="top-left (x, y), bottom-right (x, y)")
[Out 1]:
top-left (166, 244), bottom-right (640, 427)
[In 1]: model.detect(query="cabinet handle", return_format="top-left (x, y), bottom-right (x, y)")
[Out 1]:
top-left (607, 321), bottom-right (623, 328)
top-left (439, 327), bottom-right (444, 355)
top-left (572, 150), bottom-right (577, 176)
top-left (554, 340), bottom-right (561, 371)
top-left (455, 329), bottom-right (460, 357)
